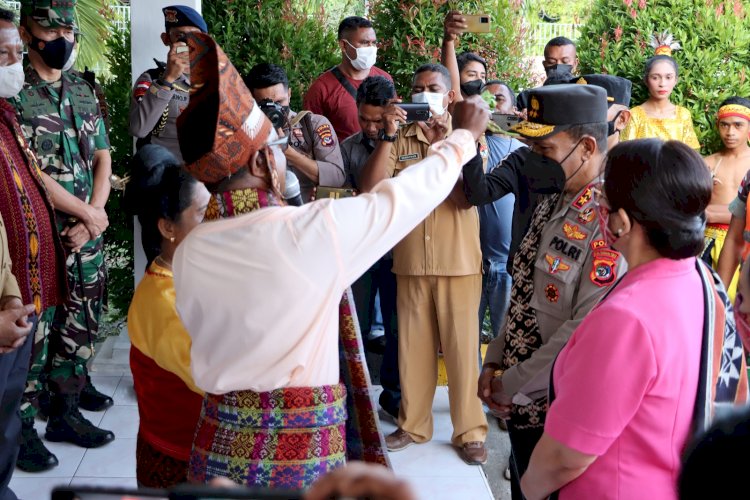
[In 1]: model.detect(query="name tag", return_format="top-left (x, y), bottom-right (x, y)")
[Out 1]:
top-left (399, 153), bottom-right (420, 162)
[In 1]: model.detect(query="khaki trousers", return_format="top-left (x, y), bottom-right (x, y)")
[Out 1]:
top-left (396, 274), bottom-right (487, 445)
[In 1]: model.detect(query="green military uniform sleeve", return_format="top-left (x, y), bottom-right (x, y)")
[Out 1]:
top-left (92, 98), bottom-right (109, 150)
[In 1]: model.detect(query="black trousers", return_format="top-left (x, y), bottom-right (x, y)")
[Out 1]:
top-left (507, 421), bottom-right (544, 500)
top-left (351, 256), bottom-right (400, 416)
top-left (0, 317), bottom-right (35, 500)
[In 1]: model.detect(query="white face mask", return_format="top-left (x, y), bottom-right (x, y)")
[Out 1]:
top-left (344, 40), bottom-right (377, 71)
top-left (0, 63), bottom-right (25, 98)
top-left (62, 45), bottom-right (77, 72)
top-left (412, 91), bottom-right (448, 116)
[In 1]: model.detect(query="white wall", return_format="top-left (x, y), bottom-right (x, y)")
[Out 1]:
top-left (129, 0), bottom-right (202, 282)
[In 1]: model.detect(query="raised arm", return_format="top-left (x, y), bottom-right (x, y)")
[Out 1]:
top-left (442, 11), bottom-right (467, 105)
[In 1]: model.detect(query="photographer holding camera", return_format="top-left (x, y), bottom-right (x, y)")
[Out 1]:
top-left (245, 63), bottom-right (345, 203)
top-left (129, 6), bottom-right (208, 162)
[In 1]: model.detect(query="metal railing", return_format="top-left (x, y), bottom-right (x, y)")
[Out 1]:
top-left (528, 22), bottom-right (581, 56)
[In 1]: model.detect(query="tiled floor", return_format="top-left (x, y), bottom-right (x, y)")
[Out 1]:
top-left (9, 374), bottom-right (493, 499)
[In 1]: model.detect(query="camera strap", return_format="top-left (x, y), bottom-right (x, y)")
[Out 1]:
top-left (330, 66), bottom-right (357, 100)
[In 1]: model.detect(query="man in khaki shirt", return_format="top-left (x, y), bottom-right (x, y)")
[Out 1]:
top-left (360, 63), bottom-right (488, 465)
top-left (0, 213), bottom-right (37, 499)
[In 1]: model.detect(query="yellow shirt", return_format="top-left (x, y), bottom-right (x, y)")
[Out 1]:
top-left (128, 261), bottom-right (202, 395)
top-left (386, 121), bottom-right (482, 276)
top-left (622, 105), bottom-right (700, 149)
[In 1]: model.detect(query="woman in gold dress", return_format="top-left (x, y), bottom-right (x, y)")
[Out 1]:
top-left (622, 34), bottom-right (700, 149)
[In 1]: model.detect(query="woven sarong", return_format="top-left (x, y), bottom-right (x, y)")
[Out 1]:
top-left (188, 383), bottom-right (347, 489)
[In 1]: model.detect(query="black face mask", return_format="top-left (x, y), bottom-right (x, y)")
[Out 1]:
top-left (522, 139), bottom-right (583, 193)
top-left (607, 110), bottom-right (624, 136)
top-left (30, 35), bottom-right (75, 70)
top-left (544, 63), bottom-right (574, 83)
top-left (460, 79), bottom-right (484, 97)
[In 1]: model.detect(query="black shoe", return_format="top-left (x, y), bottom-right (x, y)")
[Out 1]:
top-left (16, 417), bottom-right (58, 472)
top-left (79, 374), bottom-right (114, 412)
top-left (45, 394), bottom-right (115, 448)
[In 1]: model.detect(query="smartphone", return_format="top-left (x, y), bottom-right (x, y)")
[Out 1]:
top-left (491, 113), bottom-right (522, 131)
top-left (396, 103), bottom-right (431, 122)
top-left (464, 14), bottom-right (491, 33)
top-left (315, 186), bottom-right (357, 200)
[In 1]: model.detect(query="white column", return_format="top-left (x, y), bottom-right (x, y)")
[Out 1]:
top-left (129, 0), bottom-right (202, 282)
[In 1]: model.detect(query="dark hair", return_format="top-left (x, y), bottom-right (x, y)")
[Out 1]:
top-left (566, 122), bottom-right (609, 153)
top-left (544, 36), bottom-right (575, 54)
top-left (720, 96), bottom-right (750, 110)
top-left (456, 52), bottom-right (487, 74)
top-left (485, 79), bottom-right (516, 103)
top-left (356, 75), bottom-right (395, 107)
top-left (604, 139), bottom-right (712, 260)
top-left (125, 145), bottom-right (199, 264)
top-left (244, 63), bottom-right (289, 91)
top-left (0, 8), bottom-right (15, 24)
top-left (680, 406), bottom-right (750, 500)
top-left (643, 55), bottom-right (679, 82)
top-left (338, 16), bottom-right (372, 40)
top-left (413, 63), bottom-right (452, 90)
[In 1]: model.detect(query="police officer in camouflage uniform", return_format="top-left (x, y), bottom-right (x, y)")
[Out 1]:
top-left (13, 0), bottom-right (114, 468)
top-left (129, 5), bottom-right (208, 163)
top-left (245, 63), bottom-right (346, 203)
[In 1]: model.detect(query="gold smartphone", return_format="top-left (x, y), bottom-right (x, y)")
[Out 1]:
top-left (464, 14), bottom-right (492, 33)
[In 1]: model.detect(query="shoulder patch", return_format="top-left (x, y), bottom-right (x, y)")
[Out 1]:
top-left (316, 123), bottom-right (334, 147)
top-left (134, 81), bottom-right (152, 100)
top-left (562, 222), bottom-right (588, 241)
top-left (590, 248), bottom-right (619, 287)
top-left (590, 239), bottom-right (606, 251)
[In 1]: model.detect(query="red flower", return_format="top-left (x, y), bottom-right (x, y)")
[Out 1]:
top-left (629, 7), bottom-right (638, 18)
top-left (638, 0), bottom-right (647, 9)
top-left (614, 25), bottom-right (623, 42)
top-left (715, 2), bottom-right (724, 16)
top-left (623, 0), bottom-right (633, 6)
top-left (734, 0), bottom-right (744, 16)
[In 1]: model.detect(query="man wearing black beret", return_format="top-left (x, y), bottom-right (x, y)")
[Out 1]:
top-left (129, 5), bottom-right (208, 167)
top-left (463, 84), bottom-right (627, 499)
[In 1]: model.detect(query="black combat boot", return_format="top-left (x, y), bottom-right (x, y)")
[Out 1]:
top-left (16, 417), bottom-right (58, 472)
top-left (45, 393), bottom-right (115, 448)
top-left (35, 388), bottom-right (51, 420)
top-left (78, 372), bottom-right (114, 412)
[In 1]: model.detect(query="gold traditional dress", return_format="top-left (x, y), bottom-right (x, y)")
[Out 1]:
top-left (622, 105), bottom-right (700, 149)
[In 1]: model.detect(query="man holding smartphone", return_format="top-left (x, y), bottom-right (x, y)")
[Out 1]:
top-left (359, 63), bottom-right (489, 465)
top-left (129, 5), bottom-right (208, 163)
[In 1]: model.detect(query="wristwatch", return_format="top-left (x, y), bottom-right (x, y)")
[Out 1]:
top-left (378, 129), bottom-right (398, 142)
top-left (156, 78), bottom-right (174, 90)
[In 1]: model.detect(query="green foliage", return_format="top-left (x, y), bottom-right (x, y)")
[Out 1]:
top-left (577, 0), bottom-right (750, 154)
top-left (74, 0), bottom-right (115, 73)
top-left (99, 26), bottom-right (133, 327)
top-left (202, 0), bottom-right (349, 110)
top-left (370, 0), bottom-right (533, 99)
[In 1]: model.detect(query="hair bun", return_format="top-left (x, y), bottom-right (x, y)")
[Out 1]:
top-left (125, 145), bottom-right (181, 216)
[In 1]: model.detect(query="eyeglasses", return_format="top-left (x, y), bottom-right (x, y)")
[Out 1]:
top-left (266, 135), bottom-right (289, 152)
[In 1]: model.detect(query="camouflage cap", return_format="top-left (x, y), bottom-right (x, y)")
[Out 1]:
top-left (20, 0), bottom-right (77, 29)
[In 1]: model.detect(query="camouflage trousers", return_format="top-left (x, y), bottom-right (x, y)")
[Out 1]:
top-left (20, 240), bottom-right (106, 419)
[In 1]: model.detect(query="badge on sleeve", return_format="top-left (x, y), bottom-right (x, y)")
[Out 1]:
top-left (562, 222), bottom-right (588, 241)
top-left (590, 249), bottom-right (619, 287)
top-left (134, 81), bottom-right (152, 100)
top-left (578, 207), bottom-right (595, 225)
top-left (316, 124), bottom-right (334, 147)
top-left (545, 284), bottom-right (560, 303)
top-left (545, 254), bottom-right (570, 274)
top-left (590, 239), bottom-right (606, 251)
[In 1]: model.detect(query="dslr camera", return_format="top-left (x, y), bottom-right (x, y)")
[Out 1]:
top-left (258, 99), bottom-right (288, 129)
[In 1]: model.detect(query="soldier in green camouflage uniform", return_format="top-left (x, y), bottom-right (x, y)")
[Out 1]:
top-left (13, 0), bottom-right (114, 467)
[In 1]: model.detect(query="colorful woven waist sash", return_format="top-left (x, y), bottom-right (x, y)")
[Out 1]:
top-left (188, 383), bottom-right (347, 489)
